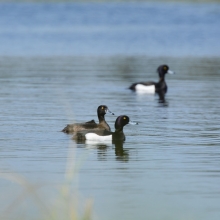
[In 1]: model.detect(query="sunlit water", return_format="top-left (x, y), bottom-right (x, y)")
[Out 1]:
top-left (0, 3), bottom-right (220, 220)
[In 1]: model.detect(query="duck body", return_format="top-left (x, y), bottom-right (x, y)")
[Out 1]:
top-left (129, 80), bottom-right (167, 94)
top-left (62, 120), bottom-right (110, 133)
top-left (129, 64), bottom-right (174, 94)
top-left (85, 129), bottom-right (126, 142)
top-left (62, 105), bottom-right (114, 134)
top-left (73, 129), bottom-right (116, 141)
top-left (73, 115), bottom-right (137, 142)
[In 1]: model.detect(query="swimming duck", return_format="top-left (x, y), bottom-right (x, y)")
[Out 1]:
top-left (73, 115), bottom-right (138, 142)
top-left (129, 64), bottom-right (175, 94)
top-left (62, 105), bottom-right (114, 133)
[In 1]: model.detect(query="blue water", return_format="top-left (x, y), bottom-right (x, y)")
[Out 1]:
top-left (0, 3), bottom-right (220, 220)
top-left (0, 3), bottom-right (220, 56)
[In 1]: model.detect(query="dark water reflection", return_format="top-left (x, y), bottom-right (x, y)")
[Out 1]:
top-left (75, 139), bottom-right (129, 162)
top-left (0, 56), bottom-right (220, 220)
top-left (114, 141), bottom-right (129, 162)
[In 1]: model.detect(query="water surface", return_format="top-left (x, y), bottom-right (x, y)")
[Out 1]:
top-left (0, 3), bottom-right (220, 56)
top-left (0, 56), bottom-right (220, 220)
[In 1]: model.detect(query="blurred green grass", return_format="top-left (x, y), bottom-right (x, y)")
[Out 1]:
top-left (0, 141), bottom-right (93, 220)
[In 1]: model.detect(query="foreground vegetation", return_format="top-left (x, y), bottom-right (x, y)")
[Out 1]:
top-left (0, 142), bottom-right (93, 220)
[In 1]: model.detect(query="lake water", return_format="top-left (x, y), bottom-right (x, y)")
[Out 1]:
top-left (0, 2), bottom-right (220, 220)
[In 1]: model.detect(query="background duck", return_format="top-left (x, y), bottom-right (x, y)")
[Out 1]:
top-left (62, 105), bottom-right (114, 134)
top-left (129, 64), bottom-right (175, 94)
top-left (73, 115), bottom-right (138, 142)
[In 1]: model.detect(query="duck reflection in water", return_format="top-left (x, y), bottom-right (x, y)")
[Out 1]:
top-left (73, 138), bottom-right (111, 161)
top-left (114, 140), bottom-right (129, 162)
top-left (135, 91), bottom-right (168, 106)
top-left (157, 91), bottom-right (168, 106)
top-left (86, 141), bottom-right (129, 162)
top-left (74, 139), bottom-right (129, 162)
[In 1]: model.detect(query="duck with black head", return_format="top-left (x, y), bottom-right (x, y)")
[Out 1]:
top-left (129, 64), bottom-right (175, 94)
top-left (62, 105), bottom-right (114, 134)
top-left (73, 115), bottom-right (138, 142)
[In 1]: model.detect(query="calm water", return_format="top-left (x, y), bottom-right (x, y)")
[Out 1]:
top-left (0, 3), bottom-right (220, 56)
top-left (0, 2), bottom-right (220, 220)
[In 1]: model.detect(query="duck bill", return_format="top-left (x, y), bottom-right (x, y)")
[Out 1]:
top-left (106, 109), bottom-right (115, 115)
top-left (129, 121), bottom-right (138, 125)
top-left (167, 70), bottom-right (175, 74)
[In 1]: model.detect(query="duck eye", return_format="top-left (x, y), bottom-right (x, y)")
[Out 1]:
top-left (163, 66), bottom-right (167, 70)
top-left (123, 117), bottom-right (127, 120)
top-left (101, 107), bottom-right (104, 110)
